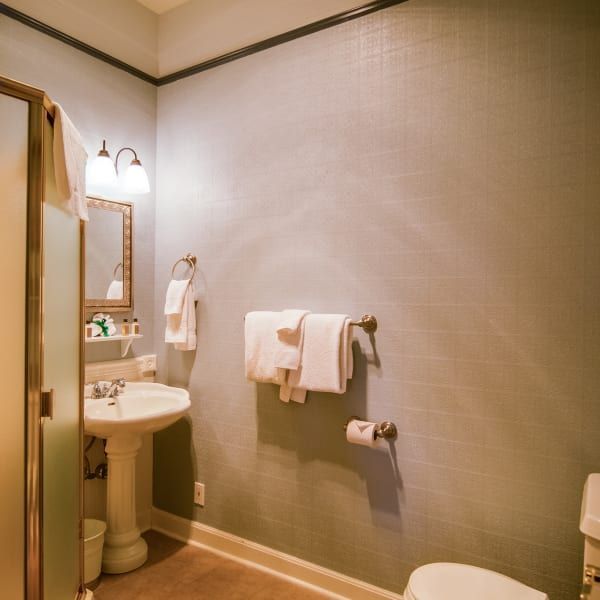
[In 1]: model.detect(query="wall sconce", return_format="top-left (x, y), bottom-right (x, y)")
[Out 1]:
top-left (87, 139), bottom-right (150, 194)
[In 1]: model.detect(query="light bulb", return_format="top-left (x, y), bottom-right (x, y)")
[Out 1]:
top-left (123, 159), bottom-right (150, 194)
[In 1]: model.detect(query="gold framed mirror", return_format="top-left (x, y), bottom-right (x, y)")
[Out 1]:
top-left (85, 196), bottom-right (133, 312)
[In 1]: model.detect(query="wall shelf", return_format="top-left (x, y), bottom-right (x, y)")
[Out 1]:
top-left (85, 334), bottom-right (143, 357)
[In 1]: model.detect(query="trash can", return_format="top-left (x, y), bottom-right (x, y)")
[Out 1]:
top-left (84, 519), bottom-right (106, 585)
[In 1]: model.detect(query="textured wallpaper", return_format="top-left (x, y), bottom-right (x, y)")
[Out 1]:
top-left (154, 1), bottom-right (600, 597)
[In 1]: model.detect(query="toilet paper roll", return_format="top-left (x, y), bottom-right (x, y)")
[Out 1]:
top-left (346, 419), bottom-right (379, 448)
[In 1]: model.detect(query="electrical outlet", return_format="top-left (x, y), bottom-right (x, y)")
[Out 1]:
top-left (140, 354), bottom-right (157, 372)
top-left (194, 482), bottom-right (205, 506)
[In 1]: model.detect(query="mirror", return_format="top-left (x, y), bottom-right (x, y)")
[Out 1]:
top-left (85, 196), bottom-right (132, 312)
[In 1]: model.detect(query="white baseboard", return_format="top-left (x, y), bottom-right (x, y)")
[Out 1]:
top-left (151, 507), bottom-right (403, 600)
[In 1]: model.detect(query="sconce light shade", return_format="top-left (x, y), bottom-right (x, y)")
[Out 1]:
top-left (87, 140), bottom-right (117, 187)
top-left (123, 159), bottom-right (151, 194)
top-left (87, 140), bottom-right (150, 194)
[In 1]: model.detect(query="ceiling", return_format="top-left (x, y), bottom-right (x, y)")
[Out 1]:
top-left (136, 0), bottom-right (190, 14)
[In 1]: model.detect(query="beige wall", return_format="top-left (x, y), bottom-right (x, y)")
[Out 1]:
top-left (158, 0), bottom-right (373, 75)
top-left (3, 0), bottom-right (159, 76)
top-left (0, 92), bottom-right (28, 600)
top-left (154, 2), bottom-right (600, 599)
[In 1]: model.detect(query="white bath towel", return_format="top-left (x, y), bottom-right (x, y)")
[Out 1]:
top-left (164, 279), bottom-right (196, 351)
top-left (106, 280), bottom-right (123, 299)
top-left (244, 311), bottom-right (285, 385)
top-left (285, 314), bottom-right (353, 398)
top-left (52, 103), bottom-right (88, 221)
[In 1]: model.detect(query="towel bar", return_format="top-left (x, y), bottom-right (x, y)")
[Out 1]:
top-left (171, 253), bottom-right (197, 279)
top-left (242, 313), bottom-right (377, 333)
top-left (349, 314), bottom-right (377, 333)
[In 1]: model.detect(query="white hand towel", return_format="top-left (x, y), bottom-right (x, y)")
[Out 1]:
top-left (286, 314), bottom-right (353, 396)
top-left (165, 279), bottom-right (196, 351)
top-left (274, 309), bottom-right (310, 370)
top-left (174, 283), bottom-right (197, 351)
top-left (164, 279), bottom-right (190, 315)
top-left (52, 103), bottom-right (88, 221)
top-left (276, 310), bottom-right (311, 335)
top-left (244, 311), bottom-right (285, 385)
top-left (106, 280), bottom-right (123, 299)
top-left (274, 309), bottom-right (310, 403)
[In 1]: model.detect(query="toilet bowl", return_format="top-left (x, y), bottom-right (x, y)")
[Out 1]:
top-left (404, 563), bottom-right (548, 600)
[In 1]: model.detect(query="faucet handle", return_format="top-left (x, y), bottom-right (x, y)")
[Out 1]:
top-left (91, 381), bottom-right (108, 399)
top-left (110, 378), bottom-right (126, 397)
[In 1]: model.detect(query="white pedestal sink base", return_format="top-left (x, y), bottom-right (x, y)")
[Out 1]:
top-left (102, 434), bottom-right (147, 574)
top-left (84, 383), bottom-right (191, 574)
top-left (102, 536), bottom-right (147, 574)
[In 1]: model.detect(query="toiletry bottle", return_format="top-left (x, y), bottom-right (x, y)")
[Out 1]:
top-left (132, 318), bottom-right (140, 335)
top-left (121, 319), bottom-right (130, 336)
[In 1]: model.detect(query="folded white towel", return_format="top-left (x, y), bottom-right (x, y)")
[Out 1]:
top-left (244, 311), bottom-right (285, 384)
top-left (106, 280), bottom-right (123, 299)
top-left (285, 314), bottom-right (353, 397)
top-left (52, 103), bottom-right (88, 221)
top-left (276, 309), bottom-right (311, 335)
top-left (274, 309), bottom-right (310, 370)
top-left (165, 279), bottom-right (196, 351)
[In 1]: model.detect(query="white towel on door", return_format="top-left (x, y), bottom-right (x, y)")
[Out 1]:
top-left (164, 279), bottom-right (196, 351)
top-left (106, 280), bottom-right (123, 299)
top-left (285, 314), bottom-right (353, 398)
top-left (244, 311), bottom-right (285, 384)
top-left (52, 103), bottom-right (88, 221)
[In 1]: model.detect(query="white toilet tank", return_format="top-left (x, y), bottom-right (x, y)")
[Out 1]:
top-left (581, 473), bottom-right (600, 598)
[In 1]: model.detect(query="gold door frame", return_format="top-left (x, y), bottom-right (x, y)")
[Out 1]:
top-left (0, 75), bottom-right (85, 600)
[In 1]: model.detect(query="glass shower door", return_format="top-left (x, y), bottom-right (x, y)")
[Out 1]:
top-left (42, 117), bottom-right (83, 600)
top-left (0, 86), bottom-right (28, 600)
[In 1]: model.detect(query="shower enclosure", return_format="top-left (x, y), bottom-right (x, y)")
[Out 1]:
top-left (0, 75), bottom-right (84, 599)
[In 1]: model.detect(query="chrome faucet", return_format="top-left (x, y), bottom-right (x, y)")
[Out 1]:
top-left (91, 378), bottom-right (126, 400)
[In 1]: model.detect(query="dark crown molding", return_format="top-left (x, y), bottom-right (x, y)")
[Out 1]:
top-left (0, 3), bottom-right (158, 84)
top-left (156, 0), bottom-right (409, 86)
top-left (0, 0), bottom-right (409, 87)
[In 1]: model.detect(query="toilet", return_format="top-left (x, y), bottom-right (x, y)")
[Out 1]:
top-left (403, 563), bottom-right (548, 600)
top-left (404, 473), bottom-right (600, 599)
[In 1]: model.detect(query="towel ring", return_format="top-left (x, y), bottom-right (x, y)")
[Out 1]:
top-left (171, 253), bottom-right (197, 280)
top-left (112, 262), bottom-right (123, 279)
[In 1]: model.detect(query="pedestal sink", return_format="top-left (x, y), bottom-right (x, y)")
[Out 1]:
top-left (84, 382), bottom-right (190, 574)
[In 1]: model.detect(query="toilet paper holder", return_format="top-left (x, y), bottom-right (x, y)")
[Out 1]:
top-left (343, 416), bottom-right (397, 440)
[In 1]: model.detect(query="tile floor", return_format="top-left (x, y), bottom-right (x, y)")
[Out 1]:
top-left (92, 530), bottom-right (330, 599)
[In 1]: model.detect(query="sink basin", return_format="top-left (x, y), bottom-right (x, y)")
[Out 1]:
top-left (83, 381), bottom-right (190, 575)
top-left (84, 382), bottom-right (190, 438)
